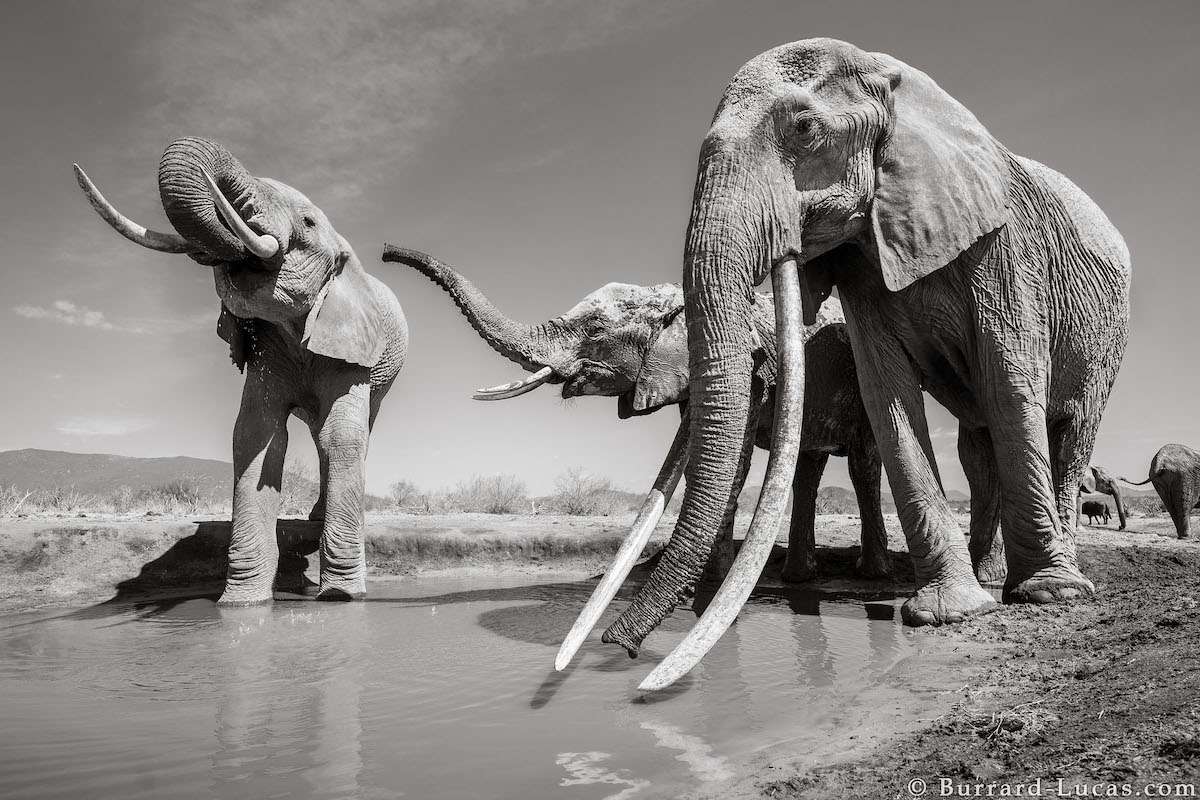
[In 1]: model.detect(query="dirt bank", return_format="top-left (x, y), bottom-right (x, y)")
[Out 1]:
top-left (730, 519), bottom-right (1200, 799)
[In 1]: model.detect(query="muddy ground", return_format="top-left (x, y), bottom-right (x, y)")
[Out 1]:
top-left (2, 511), bottom-right (1198, 796)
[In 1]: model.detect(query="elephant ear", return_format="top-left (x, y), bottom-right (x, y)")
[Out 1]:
top-left (217, 305), bottom-right (256, 373)
top-left (868, 56), bottom-right (1010, 291)
top-left (302, 252), bottom-right (386, 368)
top-left (629, 305), bottom-right (689, 414)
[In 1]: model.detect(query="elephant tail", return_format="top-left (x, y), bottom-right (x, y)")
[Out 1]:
top-left (1119, 474), bottom-right (1155, 486)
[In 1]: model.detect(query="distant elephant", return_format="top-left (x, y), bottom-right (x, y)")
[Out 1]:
top-left (381, 247), bottom-right (889, 589)
top-left (604, 38), bottom-right (1130, 691)
top-left (75, 138), bottom-right (408, 604)
top-left (1123, 444), bottom-right (1200, 539)
top-left (1080, 501), bottom-right (1111, 526)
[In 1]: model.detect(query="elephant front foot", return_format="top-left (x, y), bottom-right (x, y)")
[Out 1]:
top-left (854, 550), bottom-right (892, 580)
top-left (217, 582), bottom-right (274, 606)
top-left (1004, 566), bottom-right (1094, 605)
top-left (901, 579), bottom-right (996, 627)
top-left (780, 550), bottom-right (818, 583)
top-left (316, 575), bottom-right (366, 601)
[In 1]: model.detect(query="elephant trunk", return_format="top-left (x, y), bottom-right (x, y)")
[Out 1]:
top-left (381, 246), bottom-right (553, 373)
top-left (602, 150), bottom-right (808, 676)
top-left (1110, 484), bottom-right (1127, 530)
top-left (158, 137), bottom-right (267, 262)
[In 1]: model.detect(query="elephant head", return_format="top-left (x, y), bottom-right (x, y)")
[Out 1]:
top-left (75, 138), bottom-right (385, 370)
top-left (381, 246), bottom-right (692, 415)
top-left (604, 38), bottom-right (1012, 690)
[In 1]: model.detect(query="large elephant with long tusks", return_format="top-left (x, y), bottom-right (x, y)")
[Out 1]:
top-left (595, 38), bottom-right (1130, 691)
top-left (381, 247), bottom-right (894, 665)
top-left (74, 138), bottom-right (408, 604)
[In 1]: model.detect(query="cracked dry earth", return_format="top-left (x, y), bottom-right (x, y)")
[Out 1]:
top-left (752, 523), bottom-right (1200, 799)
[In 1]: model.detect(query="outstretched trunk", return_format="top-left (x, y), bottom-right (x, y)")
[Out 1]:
top-left (602, 150), bottom-right (781, 655)
top-left (157, 137), bottom-right (267, 262)
top-left (381, 246), bottom-right (554, 373)
top-left (1110, 483), bottom-right (1127, 530)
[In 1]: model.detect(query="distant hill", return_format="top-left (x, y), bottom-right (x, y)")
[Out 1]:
top-left (0, 449), bottom-right (232, 495)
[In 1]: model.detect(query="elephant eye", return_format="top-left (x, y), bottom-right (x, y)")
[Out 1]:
top-left (302, 215), bottom-right (317, 228)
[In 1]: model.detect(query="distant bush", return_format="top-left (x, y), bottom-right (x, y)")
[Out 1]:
top-left (279, 464), bottom-right (320, 516)
top-left (550, 467), bottom-right (626, 516)
top-left (0, 485), bottom-right (32, 517)
top-left (389, 480), bottom-right (423, 510)
top-left (447, 474), bottom-right (528, 514)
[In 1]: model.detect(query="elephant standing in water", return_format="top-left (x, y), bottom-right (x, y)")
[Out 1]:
top-left (1124, 444), bottom-right (1200, 539)
top-left (75, 138), bottom-right (408, 604)
top-left (600, 38), bottom-right (1129, 691)
top-left (382, 248), bottom-right (890, 585)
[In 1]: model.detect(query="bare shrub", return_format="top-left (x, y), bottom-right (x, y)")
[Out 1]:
top-left (280, 463), bottom-right (320, 516)
top-left (447, 474), bottom-right (528, 514)
top-left (389, 480), bottom-right (423, 510)
top-left (551, 467), bottom-right (624, 516)
top-left (0, 485), bottom-right (32, 517)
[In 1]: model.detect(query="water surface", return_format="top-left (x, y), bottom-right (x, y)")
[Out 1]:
top-left (0, 574), bottom-right (914, 799)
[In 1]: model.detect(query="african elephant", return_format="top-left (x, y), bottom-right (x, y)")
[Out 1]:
top-left (74, 138), bottom-right (408, 604)
top-left (1080, 501), bottom-right (1111, 526)
top-left (605, 38), bottom-right (1130, 691)
top-left (381, 247), bottom-right (890, 593)
top-left (1123, 444), bottom-right (1200, 539)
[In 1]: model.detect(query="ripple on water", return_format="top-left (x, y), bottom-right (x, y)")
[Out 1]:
top-left (0, 575), bottom-right (914, 800)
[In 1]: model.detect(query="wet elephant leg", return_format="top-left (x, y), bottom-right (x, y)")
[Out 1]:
top-left (848, 434), bottom-right (890, 578)
top-left (781, 451), bottom-right (828, 582)
top-left (219, 372), bottom-right (289, 606)
top-left (842, 298), bottom-right (994, 626)
top-left (958, 425), bottom-right (1005, 584)
top-left (315, 378), bottom-right (373, 600)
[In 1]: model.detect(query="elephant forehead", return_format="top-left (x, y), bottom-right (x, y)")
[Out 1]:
top-left (259, 178), bottom-right (316, 211)
top-left (566, 283), bottom-right (682, 322)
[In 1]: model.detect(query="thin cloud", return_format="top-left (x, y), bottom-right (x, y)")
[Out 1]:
top-left (14, 300), bottom-right (210, 335)
top-left (56, 415), bottom-right (154, 437)
top-left (127, 0), bottom-right (708, 197)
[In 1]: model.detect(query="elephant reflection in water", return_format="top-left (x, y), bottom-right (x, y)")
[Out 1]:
top-left (211, 605), bottom-right (367, 798)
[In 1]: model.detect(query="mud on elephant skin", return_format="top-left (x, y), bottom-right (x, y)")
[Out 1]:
top-left (74, 138), bottom-right (408, 605)
top-left (1123, 444), bottom-right (1200, 539)
top-left (591, 38), bottom-right (1129, 690)
top-left (380, 246), bottom-right (891, 588)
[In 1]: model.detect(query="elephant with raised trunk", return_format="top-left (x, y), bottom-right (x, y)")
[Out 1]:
top-left (1123, 444), bottom-right (1200, 539)
top-left (75, 138), bottom-right (408, 605)
top-left (381, 247), bottom-right (890, 592)
top-left (604, 38), bottom-right (1129, 692)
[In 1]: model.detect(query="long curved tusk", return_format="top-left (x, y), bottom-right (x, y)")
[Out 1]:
top-left (73, 164), bottom-right (192, 253)
top-left (201, 170), bottom-right (279, 259)
top-left (473, 365), bottom-right (554, 401)
top-left (638, 258), bottom-right (806, 693)
top-left (555, 411), bottom-right (690, 671)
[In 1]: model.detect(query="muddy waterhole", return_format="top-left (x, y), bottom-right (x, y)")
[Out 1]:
top-left (0, 573), bottom-right (920, 799)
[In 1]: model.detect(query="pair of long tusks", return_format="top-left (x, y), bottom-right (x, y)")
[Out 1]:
top-left (201, 170), bottom-right (280, 259)
top-left (73, 164), bottom-right (192, 253)
top-left (638, 258), bottom-right (806, 692)
top-left (555, 411), bottom-right (690, 671)
top-left (473, 365), bottom-right (555, 400)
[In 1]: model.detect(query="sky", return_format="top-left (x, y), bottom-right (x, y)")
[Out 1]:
top-left (1, 0), bottom-right (1197, 496)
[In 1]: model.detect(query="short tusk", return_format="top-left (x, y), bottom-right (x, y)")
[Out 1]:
top-left (73, 164), bottom-right (192, 253)
top-left (555, 412), bottom-right (690, 671)
top-left (473, 365), bottom-right (554, 401)
top-left (201, 170), bottom-right (279, 259)
top-left (638, 258), bottom-right (806, 693)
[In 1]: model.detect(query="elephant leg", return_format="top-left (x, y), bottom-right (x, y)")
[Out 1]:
top-left (314, 377), bottom-right (373, 600)
top-left (219, 374), bottom-right (289, 606)
top-left (848, 434), bottom-right (890, 579)
top-left (958, 425), bottom-right (1005, 584)
top-left (781, 451), bottom-right (827, 582)
top-left (841, 301), bottom-right (994, 626)
top-left (308, 424), bottom-right (329, 522)
top-left (986, 404), bottom-right (1094, 604)
top-left (1158, 478), bottom-right (1191, 539)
